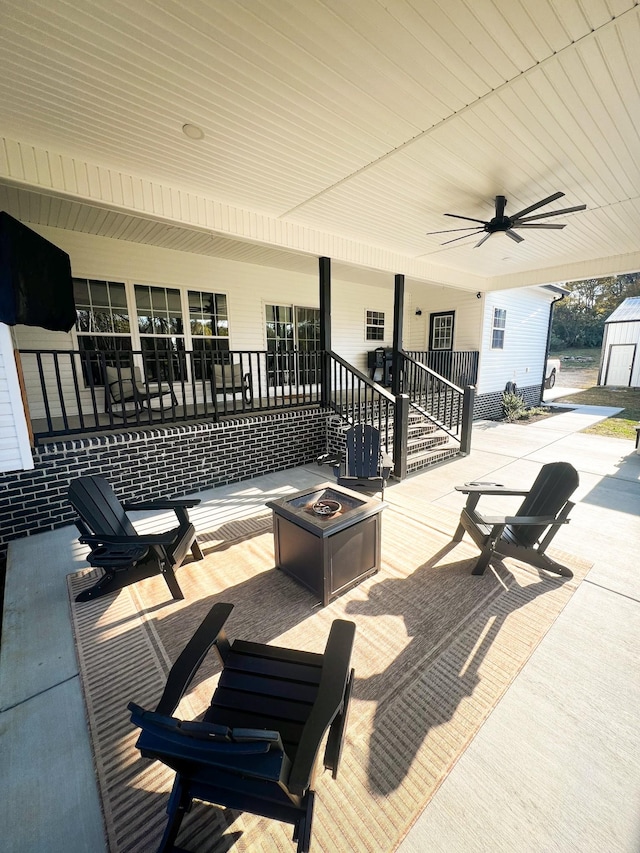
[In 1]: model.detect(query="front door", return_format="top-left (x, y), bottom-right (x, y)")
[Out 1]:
top-left (605, 344), bottom-right (635, 386)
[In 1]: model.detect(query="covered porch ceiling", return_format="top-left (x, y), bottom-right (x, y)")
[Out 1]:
top-left (1, 0), bottom-right (639, 292)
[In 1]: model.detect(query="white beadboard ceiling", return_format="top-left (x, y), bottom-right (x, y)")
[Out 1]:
top-left (0, 0), bottom-right (639, 291)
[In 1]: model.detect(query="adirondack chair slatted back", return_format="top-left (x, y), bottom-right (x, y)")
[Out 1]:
top-left (345, 424), bottom-right (380, 478)
top-left (509, 461), bottom-right (579, 547)
top-left (68, 475), bottom-right (137, 538)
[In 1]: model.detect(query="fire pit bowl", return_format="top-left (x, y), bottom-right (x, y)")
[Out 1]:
top-left (312, 499), bottom-right (341, 517)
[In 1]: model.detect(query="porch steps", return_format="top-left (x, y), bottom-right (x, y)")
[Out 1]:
top-left (404, 412), bottom-right (461, 473)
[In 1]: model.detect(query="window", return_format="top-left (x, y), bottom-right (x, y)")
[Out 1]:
top-left (492, 308), bottom-right (506, 349)
top-left (73, 278), bottom-right (133, 384)
top-left (366, 310), bottom-right (385, 341)
top-left (429, 311), bottom-right (454, 351)
top-left (188, 290), bottom-right (230, 379)
top-left (74, 279), bottom-right (234, 385)
top-left (134, 284), bottom-right (185, 381)
top-left (265, 304), bottom-right (320, 385)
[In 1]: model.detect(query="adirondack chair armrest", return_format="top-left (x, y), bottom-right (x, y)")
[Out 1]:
top-left (155, 603), bottom-right (234, 716)
top-left (123, 498), bottom-right (201, 511)
top-left (287, 619), bottom-right (356, 796)
top-left (456, 482), bottom-right (529, 496)
top-left (480, 514), bottom-right (570, 526)
top-left (79, 531), bottom-right (178, 547)
top-left (128, 703), bottom-right (289, 781)
top-left (316, 452), bottom-right (343, 467)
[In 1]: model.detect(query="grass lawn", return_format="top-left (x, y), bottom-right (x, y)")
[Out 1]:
top-left (555, 386), bottom-right (640, 440)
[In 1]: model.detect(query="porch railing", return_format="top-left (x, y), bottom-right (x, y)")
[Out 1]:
top-left (400, 351), bottom-right (474, 452)
top-left (326, 351), bottom-right (395, 451)
top-left (19, 348), bottom-right (323, 440)
top-left (404, 350), bottom-right (478, 388)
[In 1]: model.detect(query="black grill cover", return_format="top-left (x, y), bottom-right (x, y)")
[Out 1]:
top-left (0, 211), bottom-right (76, 332)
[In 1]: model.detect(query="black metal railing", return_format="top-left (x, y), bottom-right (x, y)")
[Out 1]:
top-left (19, 348), bottom-right (323, 440)
top-left (404, 350), bottom-right (478, 388)
top-left (19, 346), bottom-right (474, 472)
top-left (326, 351), bottom-right (395, 452)
top-left (400, 352), bottom-right (474, 452)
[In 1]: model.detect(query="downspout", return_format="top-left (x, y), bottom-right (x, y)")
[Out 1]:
top-left (542, 291), bottom-right (565, 396)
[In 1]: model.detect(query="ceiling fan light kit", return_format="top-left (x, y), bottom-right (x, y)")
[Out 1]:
top-left (428, 192), bottom-right (586, 248)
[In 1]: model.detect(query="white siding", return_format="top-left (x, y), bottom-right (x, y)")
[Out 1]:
top-left (12, 226), bottom-right (419, 384)
top-left (478, 288), bottom-right (552, 394)
top-left (406, 287), bottom-right (483, 351)
top-left (0, 323), bottom-right (34, 473)
top-left (601, 321), bottom-right (640, 386)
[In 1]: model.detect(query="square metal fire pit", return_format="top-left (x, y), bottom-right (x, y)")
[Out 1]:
top-left (266, 482), bottom-right (386, 606)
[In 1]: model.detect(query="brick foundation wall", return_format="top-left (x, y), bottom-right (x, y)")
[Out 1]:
top-left (474, 383), bottom-right (543, 421)
top-left (0, 408), bottom-right (326, 557)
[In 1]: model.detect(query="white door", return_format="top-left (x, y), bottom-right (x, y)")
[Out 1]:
top-left (605, 344), bottom-right (635, 386)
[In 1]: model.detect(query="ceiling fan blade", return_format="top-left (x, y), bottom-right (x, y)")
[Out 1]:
top-left (426, 226), bottom-right (485, 235)
top-left (514, 223), bottom-right (566, 229)
top-left (514, 204), bottom-right (587, 224)
top-left (444, 213), bottom-right (488, 225)
top-left (505, 229), bottom-right (524, 243)
top-left (441, 229), bottom-right (485, 245)
top-left (510, 191), bottom-right (564, 220)
top-left (495, 195), bottom-right (506, 218)
top-left (474, 232), bottom-right (493, 248)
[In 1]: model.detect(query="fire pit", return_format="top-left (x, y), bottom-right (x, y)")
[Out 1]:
top-left (266, 482), bottom-right (386, 606)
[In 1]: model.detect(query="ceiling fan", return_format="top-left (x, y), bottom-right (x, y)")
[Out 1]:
top-left (427, 192), bottom-right (586, 248)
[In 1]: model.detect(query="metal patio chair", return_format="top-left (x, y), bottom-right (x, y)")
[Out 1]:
top-left (129, 602), bottom-right (356, 853)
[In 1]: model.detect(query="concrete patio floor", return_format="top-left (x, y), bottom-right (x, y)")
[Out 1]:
top-left (2, 401), bottom-right (639, 852)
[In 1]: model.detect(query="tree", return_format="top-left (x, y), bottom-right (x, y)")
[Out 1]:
top-left (550, 271), bottom-right (640, 350)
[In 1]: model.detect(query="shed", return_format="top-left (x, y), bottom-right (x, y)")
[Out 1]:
top-left (599, 297), bottom-right (640, 387)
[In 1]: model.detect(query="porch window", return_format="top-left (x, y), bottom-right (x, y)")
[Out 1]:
top-left (265, 304), bottom-right (320, 385)
top-left (134, 284), bottom-right (185, 382)
top-left (429, 311), bottom-right (454, 351)
top-left (492, 308), bottom-right (506, 349)
top-left (365, 310), bottom-right (385, 341)
top-left (73, 278), bottom-right (133, 384)
top-left (188, 290), bottom-right (230, 379)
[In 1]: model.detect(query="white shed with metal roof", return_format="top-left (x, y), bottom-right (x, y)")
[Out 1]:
top-left (599, 297), bottom-right (640, 387)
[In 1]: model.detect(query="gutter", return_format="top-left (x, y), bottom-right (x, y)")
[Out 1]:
top-left (542, 291), bottom-right (566, 395)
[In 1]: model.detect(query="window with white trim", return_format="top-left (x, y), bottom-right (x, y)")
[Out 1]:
top-left (73, 278), bottom-right (232, 384)
top-left (365, 310), bottom-right (385, 341)
top-left (429, 311), bottom-right (454, 351)
top-left (491, 308), bottom-right (506, 349)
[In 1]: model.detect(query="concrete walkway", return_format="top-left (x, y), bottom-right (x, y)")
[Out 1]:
top-left (2, 403), bottom-right (639, 852)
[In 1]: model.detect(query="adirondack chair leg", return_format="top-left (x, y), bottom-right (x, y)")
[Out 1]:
top-left (160, 561), bottom-right (184, 600)
top-left (452, 521), bottom-right (466, 542)
top-left (293, 791), bottom-right (315, 853)
top-left (75, 570), bottom-right (117, 602)
top-left (471, 547), bottom-right (493, 576)
top-left (158, 777), bottom-right (191, 853)
top-left (191, 539), bottom-right (204, 561)
top-left (526, 551), bottom-right (573, 578)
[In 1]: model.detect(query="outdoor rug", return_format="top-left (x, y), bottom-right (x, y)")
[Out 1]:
top-left (68, 504), bottom-right (592, 853)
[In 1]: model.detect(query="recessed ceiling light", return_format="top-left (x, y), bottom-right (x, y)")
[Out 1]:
top-left (182, 123), bottom-right (204, 140)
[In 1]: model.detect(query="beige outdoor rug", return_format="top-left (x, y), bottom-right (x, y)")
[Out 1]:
top-left (68, 504), bottom-right (591, 853)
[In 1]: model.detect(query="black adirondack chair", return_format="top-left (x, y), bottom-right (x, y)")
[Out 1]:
top-left (317, 423), bottom-right (392, 499)
top-left (68, 475), bottom-right (203, 602)
top-left (129, 602), bottom-right (356, 853)
top-left (452, 461), bottom-right (579, 577)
